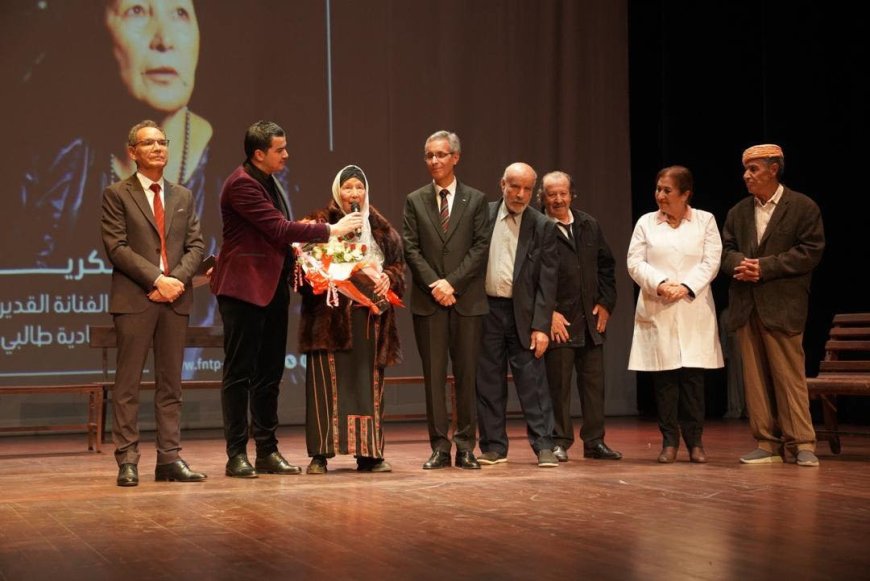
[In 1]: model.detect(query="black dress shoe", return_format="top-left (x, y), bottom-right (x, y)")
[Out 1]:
top-left (553, 445), bottom-right (569, 462)
top-left (226, 453), bottom-right (258, 478)
top-left (422, 450), bottom-right (451, 470)
top-left (117, 463), bottom-right (138, 487)
top-left (357, 457), bottom-right (392, 473)
top-left (255, 451), bottom-right (302, 475)
top-left (583, 441), bottom-right (623, 460)
top-left (155, 459), bottom-right (207, 482)
top-left (455, 449), bottom-right (481, 470)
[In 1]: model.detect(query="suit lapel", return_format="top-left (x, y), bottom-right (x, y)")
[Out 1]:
top-left (556, 214), bottom-right (576, 251)
top-left (274, 177), bottom-right (292, 219)
top-left (163, 182), bottom-right (180, 234)
top-left (570, 211), bottom-right (588, 287)
top-left (488, 200), bottom-right (500, 223)
top-left (444, 183), bottom-right (471, 241)
top-left (127, 176), bottom-right (159, 234)
top-left (422, 185), bottom-right (446, 241)
top-left (758, 187), bottom-right (790, 251)
top-left (739, 199), bottom-right (759, 256)
top-left (513, 207), bottom-right (534, 286)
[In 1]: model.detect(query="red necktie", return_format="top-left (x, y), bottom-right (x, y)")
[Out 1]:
top-left (439, 189), bottom-right (449, 233)
top-left (150, 183), bottom-right (169, 275)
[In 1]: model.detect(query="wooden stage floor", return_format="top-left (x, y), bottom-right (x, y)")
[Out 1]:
top-left (1, 418), bottom-right (868, 581)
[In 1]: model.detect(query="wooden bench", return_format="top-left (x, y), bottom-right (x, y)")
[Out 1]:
top-left (89, 325), bottom-right (225, 442)
top-left (0, 384), bottom-right (104, 452)
top-left (88, 327), bottom-right (437, 428)
top-left (807, 313), bottom-right (870, 453)
top-left (89, 325), bottom-right (515, 434)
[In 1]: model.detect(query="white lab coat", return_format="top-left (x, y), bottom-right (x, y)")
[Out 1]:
top-left (627, 207), bottom-right (724, 371)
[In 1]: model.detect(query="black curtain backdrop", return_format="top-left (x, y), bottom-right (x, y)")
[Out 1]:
top-left (0, 1), bottom-right (635, 428)
top-left (629, 0), bottom-right (870, 422)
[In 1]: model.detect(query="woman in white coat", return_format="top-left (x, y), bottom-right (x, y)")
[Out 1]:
top-left (627, 166), bottom-right (723, 464)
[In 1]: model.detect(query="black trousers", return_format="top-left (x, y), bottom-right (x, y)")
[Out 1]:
top-left (651, 367), bottom-right (705, 448)
top-left (476, 298), bottom-right (555, 455)
top-left (412, 309), bottom-right (482, 453)
top-left (544, 335), bottom-right (606, 449)
top-left (217, 282), bottom-right (289, 459)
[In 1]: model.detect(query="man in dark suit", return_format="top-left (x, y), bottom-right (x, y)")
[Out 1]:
top-left (101, 120), bottom-right (206, 487)
top-left (722, 143), bottom-right (825, 467)
top-left (539, 171), bottom-right (621, 462)
top-left (403, 130), bottom-right (490, 470)
top-left (211, 120), bottom-right (361, 478)
top-left (476, 162), bottom-right (560, 467)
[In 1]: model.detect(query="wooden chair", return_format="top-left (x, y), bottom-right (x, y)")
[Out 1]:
top-left (807, 313), bottom-right (870, 453)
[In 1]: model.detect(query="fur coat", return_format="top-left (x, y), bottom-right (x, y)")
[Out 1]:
top-left (297, 201), bottom-right (404, 367)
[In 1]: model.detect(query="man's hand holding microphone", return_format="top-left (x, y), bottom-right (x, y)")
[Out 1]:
top-left (330, 202), bottom-right (363, 238)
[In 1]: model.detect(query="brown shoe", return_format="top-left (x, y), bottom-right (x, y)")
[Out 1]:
top-left (155, 459), bottom-right (207, 482)
top-left (690, 446), bottom-right (708, 464)
top-left (306, 455), bottom-right (327, 475)
top-left (658, 446), bottom-right (677, 463)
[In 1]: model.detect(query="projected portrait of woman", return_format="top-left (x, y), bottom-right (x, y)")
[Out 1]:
top-left (2, 0), bottom-right (312, 387)
top-left (14, 0), bottom-right (213, 268)
top-left (104, 0), bottom-right (212, 190)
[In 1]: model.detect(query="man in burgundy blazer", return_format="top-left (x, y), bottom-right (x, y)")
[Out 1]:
top-left (211, 120), bottom-right (361, 478)
top-left (101, 120), bottom-right (206, 487)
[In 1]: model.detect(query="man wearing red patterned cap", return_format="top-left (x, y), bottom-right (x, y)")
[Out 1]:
top-left (721, 144), bottom-right (825, 467)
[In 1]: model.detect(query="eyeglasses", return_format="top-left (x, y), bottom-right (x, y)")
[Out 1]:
top-left (132, 139), bottom-right (170, 148)
top-left (424, 151), bottom-right (453, 161)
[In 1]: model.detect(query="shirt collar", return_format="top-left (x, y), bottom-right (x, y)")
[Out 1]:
top-left (498, 200), bottom-right (526, 222)
top-left (433, 178), bottom-right (457, 197)
top-left (755, 184), bottom-right (784, 208)
top-left (136, 172), bottom-right (164, 193)
top-left (244, 160), bottom-right (273, 189)
top-left (655, 205), bottom-right (693, 224)
top-left (547, 210), bottom-right (574, 227)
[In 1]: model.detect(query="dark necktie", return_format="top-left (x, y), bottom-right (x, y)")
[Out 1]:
top-left (150, 183), bottom-right (169, 274)
top-left (439, 189), bottom-right (449, 233)
top-left (559, 222), bottom-right (573, 240)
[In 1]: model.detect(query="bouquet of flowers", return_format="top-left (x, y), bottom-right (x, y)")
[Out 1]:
top-left (293, 237), bottom-right (403, 315)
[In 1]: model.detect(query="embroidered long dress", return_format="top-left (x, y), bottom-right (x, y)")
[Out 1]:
top-left (306, 307), bottom-right (385, 458)
top-left (298, 201), bottom-right (404, 459)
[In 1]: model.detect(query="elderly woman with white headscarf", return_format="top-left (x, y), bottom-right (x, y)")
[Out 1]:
top-left (298, 165), bottom-right (405, 474)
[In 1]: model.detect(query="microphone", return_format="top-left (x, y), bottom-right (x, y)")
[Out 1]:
top-left (350, 201), bottom-right (362, 236)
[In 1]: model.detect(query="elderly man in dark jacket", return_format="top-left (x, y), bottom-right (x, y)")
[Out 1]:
top-left (539, 171), bottom-right (621, 462)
